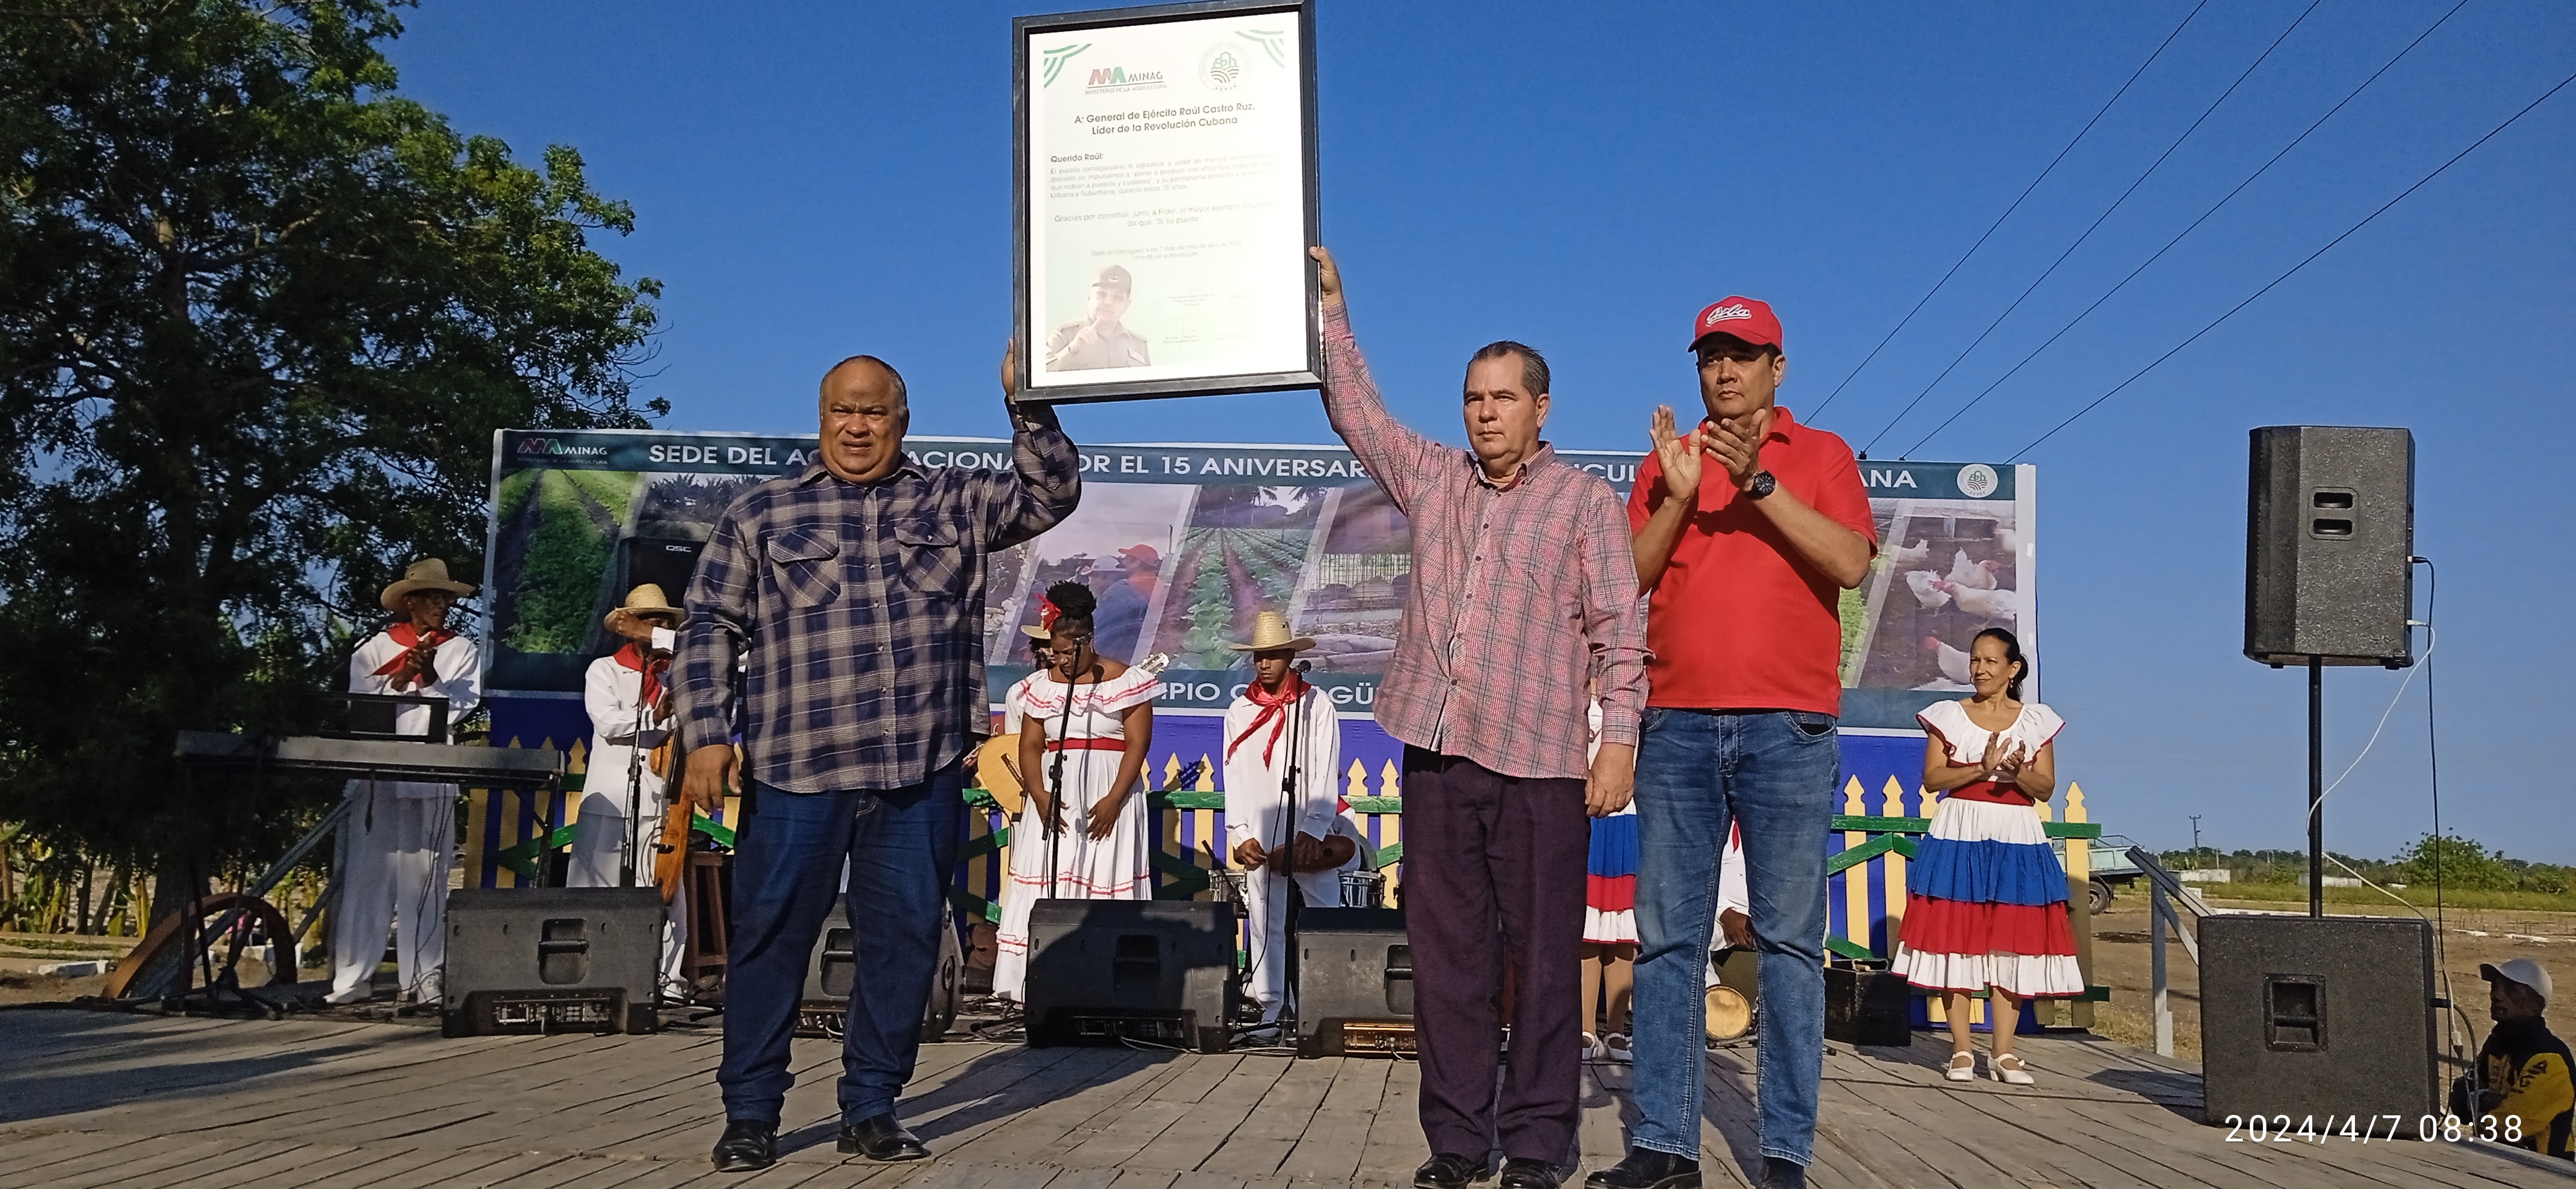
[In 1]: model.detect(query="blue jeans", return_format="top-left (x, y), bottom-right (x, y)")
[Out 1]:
top-left (717, 765), bottom-right (965, 1126)
top-left (1629, 708), bottom-right (1840, 1167)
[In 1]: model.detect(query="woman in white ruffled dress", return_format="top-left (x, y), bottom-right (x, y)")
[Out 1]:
top-left (991, 582), bottom-right (1163, 1001)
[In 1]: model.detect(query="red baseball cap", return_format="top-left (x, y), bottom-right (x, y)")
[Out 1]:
top-left (1688, 297), bottom-right (1783, 353)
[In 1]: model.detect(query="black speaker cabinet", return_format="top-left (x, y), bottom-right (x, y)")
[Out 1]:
top-left (2245, 426), bottom-right (2415, 667)
top-left (443, 887), bottom-right (662, 1037)
top-left (1024, 900), bottom-right (1237, 1053)
top-left (795, 902), bottom-right (966, 1042)
top-left (2200, 915), bottom-right (2437, 1124)
top-left (1823, 963), bottom-right (1911, 1047)
top-left (1295, 908), bottom-right (1414, 1057)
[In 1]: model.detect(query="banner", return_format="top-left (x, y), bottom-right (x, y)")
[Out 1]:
top-left (1015, 1), bottom-right (1321, 404)
top-left (481, 430), bottom-right (2035, 733)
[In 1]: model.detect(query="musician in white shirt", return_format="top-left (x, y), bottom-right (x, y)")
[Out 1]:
top-left (329, 559), bottom-right (482, 1006)
top-left (1221, 611), bottom-right (1356, 1024)
top-left (572, 584), bottom-right (689, 997)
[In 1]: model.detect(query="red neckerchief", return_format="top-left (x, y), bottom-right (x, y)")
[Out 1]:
top-left (614, 642), bottom-right (668, 708)
top-left (1227, 673), bottom-right (1310, 764)
top-left (373, 623), bottom-right (455, 690)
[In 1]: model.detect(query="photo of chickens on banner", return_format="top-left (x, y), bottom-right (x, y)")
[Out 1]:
top-left (479, 430), bottom-right (2033, 746)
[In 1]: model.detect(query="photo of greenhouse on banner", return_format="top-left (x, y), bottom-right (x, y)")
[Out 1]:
top-left (481, 428), bottom-right (2036, 741)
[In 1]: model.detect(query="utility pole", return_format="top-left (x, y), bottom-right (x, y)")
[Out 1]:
top-left (2189, 816), bottom-right (2203, 870)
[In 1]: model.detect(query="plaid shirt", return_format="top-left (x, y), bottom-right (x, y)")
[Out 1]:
top-left (677, 420), bottom-right (1081, 793)
top-left (1321, 307), bottom-right (1647, 780)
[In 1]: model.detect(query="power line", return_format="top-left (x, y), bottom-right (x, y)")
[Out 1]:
top-left (1804, 0), bottom-right (2211, 424)
top-left (1901, 0), bottom-right (2472, 458)
top-left (1860, 1), bottom-right (2320, 455)
top-left (2008, 65), bottom-right (2576, 461)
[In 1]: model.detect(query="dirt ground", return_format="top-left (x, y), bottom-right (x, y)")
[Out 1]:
top-left (2084, 897), bottom-right (2576, 1065)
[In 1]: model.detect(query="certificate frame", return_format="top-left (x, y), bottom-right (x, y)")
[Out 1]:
top-left (1012, 0), bottom-right (1321, 406)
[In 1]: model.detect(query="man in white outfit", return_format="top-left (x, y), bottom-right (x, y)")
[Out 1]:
top-left (1221, 611), bottom-right (1355, 1024)
top-left (330, 558), bottom-right (481, 1006)
top-left (572, 583), bottom-right (690, 998)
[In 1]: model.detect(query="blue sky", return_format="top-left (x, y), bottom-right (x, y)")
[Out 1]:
top-left (388, 1), bottom-right (2574, 861)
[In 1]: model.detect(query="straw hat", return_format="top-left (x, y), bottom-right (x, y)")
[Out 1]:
top-left (380, 558), bottom-right (476, 612)
top-left (604, 583), bottom-right (682, 629)
top-left (1225, 611), bottom-right (1315, 653)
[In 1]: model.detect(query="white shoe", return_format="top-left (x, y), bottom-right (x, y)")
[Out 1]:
top-left (1581, 1032), bottom-right (1604, 1062)
top-left (324, 985), bottom-right (372, 1006)
top-left (1945, 1052), bottom-right (1977, 1082)
top-left (1993, 1053), bottom-right (2035, 1085)
top-left (1603, 1033), bottom-right (1634, 1064)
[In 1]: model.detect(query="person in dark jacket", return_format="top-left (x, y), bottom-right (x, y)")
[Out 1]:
top-left (2450, 957), bottom-right (2573, 1158)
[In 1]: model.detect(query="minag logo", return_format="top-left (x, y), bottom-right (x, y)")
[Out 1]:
top-left (516, 437), bottom-right (607, 458)
top-left (1704, 303), bottom-right (1752, 327)
top-left (1087, 65), bottom-right (1165, 90)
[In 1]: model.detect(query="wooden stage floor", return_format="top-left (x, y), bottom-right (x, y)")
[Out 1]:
top-left (0, 1009), bottom-right (2564, 1188)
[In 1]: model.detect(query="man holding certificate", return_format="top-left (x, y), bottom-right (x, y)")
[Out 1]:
top-left (1308, 246), bottom-right (1647, 1189)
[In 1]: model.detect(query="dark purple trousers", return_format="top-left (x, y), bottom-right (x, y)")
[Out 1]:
top-left (1403, 746), bottom-right (1590, 1164)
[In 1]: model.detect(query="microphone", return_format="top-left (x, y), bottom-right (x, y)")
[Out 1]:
top-left (1294, 660), bottom-right (1312, 673)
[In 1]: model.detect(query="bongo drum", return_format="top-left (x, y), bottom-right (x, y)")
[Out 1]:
top-left (1337, 870), bottom-right (1386, 908)
top-left (1704, 985), bottom-right (1753, 1041)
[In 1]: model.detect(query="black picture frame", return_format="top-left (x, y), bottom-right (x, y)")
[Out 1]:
top-left (1012, 0), bottom-right (1321, 406)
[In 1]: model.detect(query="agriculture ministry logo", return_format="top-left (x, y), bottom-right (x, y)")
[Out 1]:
top-left (1038, 42), bottom-right (1090, 87)
top-left (1957, 463), bottom-right (1999, 499)
top-left (1199, 44), bottom-right (1243, 91)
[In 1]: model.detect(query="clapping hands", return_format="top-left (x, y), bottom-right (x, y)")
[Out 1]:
top-left (1979, 738), bottom-right (2028, 787)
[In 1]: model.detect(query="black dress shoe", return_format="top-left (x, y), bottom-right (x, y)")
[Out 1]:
top-left (838, 1112), bottom-right (931, 1161)
top-left (1500, 1157), bottom-right (1565, 1188)
top-left (710, 1119), bottom-right (776, 1172)
top-left (1759, 1156), bottom-right (1808, 1188)
top-left (1584, 1148), bottom-right (1700, 1189)
top-left (1415, 1152), bottom-right (1493, 1189)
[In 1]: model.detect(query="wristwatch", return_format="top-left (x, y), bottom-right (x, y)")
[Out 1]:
top-left (1744, 470), bottom-right (1777, 500)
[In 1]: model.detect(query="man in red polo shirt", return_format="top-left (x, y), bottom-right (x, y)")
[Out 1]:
top-left (1589, 298), bottom-right (1874, 1189)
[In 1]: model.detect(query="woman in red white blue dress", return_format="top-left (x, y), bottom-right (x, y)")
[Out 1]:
top-left (1891, 627), bottom-right (2079, 1086)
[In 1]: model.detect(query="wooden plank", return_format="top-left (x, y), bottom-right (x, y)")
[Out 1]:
top-left (0, 1128), bottom-right (137, 1178)
top-left (1124, 1056), bottom-right (1292, 1172)
top-left (1057, 1055), bottom-right (1247, 1170)
top-left (940, 1051), bottom-right (1188, 1167)
top-left (1281, 1056), bottom-right (1391, 1182)
top-left (179, 1141), bottom-right (367, 1189)
top-left (25, 1135), bottom-right (257, 1189)
top-left (1194, 1055), bottom-right (1339, 1177)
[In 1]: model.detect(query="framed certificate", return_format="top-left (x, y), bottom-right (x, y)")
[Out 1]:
top-left (1014, 0), bottom-right (1321, 405)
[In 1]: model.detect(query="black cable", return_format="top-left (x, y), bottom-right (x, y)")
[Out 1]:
top-left (1900, 0), bottom-right (2473, 457)
top-left (2009, 64), bottom-right (2576, 461)
top-left (2419, 557), bottom-right (2462, 1071)
top-left (1861, 0), bottom-right (2320, 455)
top-left (1805, 0), bottom-right (2212, 423)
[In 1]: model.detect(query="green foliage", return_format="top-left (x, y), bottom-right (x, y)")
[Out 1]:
top-left (0, 1), bottom-right (663, 910)
top-left (503, 470), bottom-right (618, 653)
top-left (2156, 837), bottom-right (2576, 899)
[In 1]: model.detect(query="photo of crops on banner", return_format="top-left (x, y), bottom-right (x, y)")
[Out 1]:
top-left (484, 430), bottom-right (2030, 730)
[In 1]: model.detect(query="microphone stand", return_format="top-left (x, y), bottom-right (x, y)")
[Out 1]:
top-left (1042, 652), bottom-right (1087, 902)
top-left (618, 669), bottom-right (652, 889)
top-left (1273, 660), bottom-right (1312, 1036)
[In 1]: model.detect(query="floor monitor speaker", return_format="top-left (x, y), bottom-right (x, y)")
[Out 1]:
top-left (1294, 907), bottom-right (1412, 1057)
top-left (443, 887), bottom-right (661, 1037)
top-left (1024, 900), bottom-right (1237, 1053)
top-left (794, 902), bottom-right (965, 1042)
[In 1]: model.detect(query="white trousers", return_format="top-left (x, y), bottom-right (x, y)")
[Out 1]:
top-left (1241, 865), bottom-right (1350, 1021)
top-left (565, 804), bottom-right (689, 993)
top-left (330, 787), bottom-right (454, 1000)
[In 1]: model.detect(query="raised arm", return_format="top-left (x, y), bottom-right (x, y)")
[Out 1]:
top-left (1312, 247), bottom-right (1442, 515)
top-left (985, 340), bottom-right (1086, 551)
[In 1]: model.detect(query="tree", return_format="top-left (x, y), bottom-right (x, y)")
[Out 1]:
top-left (2394, 834), bottom-right (2514, 892)
top-left (0, 1), bottom-right (664, 921)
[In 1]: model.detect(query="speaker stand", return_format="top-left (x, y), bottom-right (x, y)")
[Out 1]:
top-left (2307, 656), bottom-right (2323, 920)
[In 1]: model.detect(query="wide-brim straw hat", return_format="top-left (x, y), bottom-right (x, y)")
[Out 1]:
top-left (380, 558), bottom-right (476, 612)
top-left (1225, 610), bottom-right (1315, 653)
top-left (604, 583), bottom-right (682, 628)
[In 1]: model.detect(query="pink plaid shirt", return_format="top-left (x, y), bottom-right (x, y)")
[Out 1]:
top-left (1321, 307), bottom-right (1647, 780)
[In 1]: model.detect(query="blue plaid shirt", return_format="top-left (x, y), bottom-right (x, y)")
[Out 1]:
top-left (677, 421), bottom-right (1081, 793)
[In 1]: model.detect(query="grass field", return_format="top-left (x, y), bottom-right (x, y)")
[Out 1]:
top-left (2198, 880), bottom-right (2576, 914)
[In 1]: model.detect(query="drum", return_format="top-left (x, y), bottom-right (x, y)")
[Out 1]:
top-left (1704, 985), bottom-right (1753, 1041)
top-left (1212, 868), bottom-right (1249, 908)
top-left (1337, 870), bottom-right (1386, 908)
